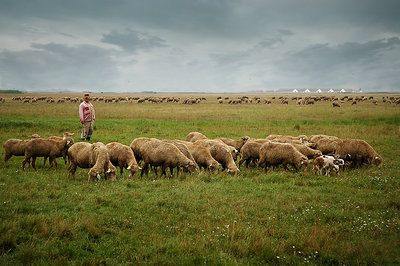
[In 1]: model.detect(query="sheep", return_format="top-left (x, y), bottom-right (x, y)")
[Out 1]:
top-left (258, 141), bottom-right (308, 173)
top-left (194, 139), bottom-right (239, 175)
top-left (186, 132), bottom-right (208, 142)
top-left (106, 142), bottom-right (140, 179)
top-left (3, 134), bottom-right (41, 165)
top-left (175, 140), bottom-right (219, 173)
top-left (44, 134), bottom-right (76, 166)
top-left (162, 140), bottom-right (199, 173)
top-left (129, 137), bottom-right (153, 164)
top-left (312, 155), bottom-right (340, 176)
top-left (314, 138), bottom-right (341, 154)
top-left (332, 102), bottom-right (341, 107)
top-left (216, 136), bottom-right (250, 152)
top-left (68, 142), bottom-right (117, 183)
top-left (22, 138), bottom-right (73, 171)
top-left (140, 139), bottom-right (196, 178)
top-left (291, 143), bottom-right (322, 161)
top-left (308, 134), bottom-right (338, 143)
top-left (334, 139), bottom-right (382, 168)
top-left (265, 134), bottom-right (308, 144)
top-left (238, 140), bottom-right (264, 168)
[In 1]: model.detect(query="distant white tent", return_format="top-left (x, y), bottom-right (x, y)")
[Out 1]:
top-left (328, 89), bottom-right (334, 93)
top-left (292, 89), bottom-right (298, 93)
top-left (304, 89), bottom-right (311, 93)
top-left (316, 89), bottom-right (322, 93)
top-left (340, 89), bottom-right (346, 93)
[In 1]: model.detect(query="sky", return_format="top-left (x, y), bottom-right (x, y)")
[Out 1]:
top-left (0, 0), bottom-right (399, 93)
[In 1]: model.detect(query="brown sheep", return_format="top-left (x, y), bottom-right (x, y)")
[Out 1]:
top-left (334, 139), bottom-right (382, 168)
top-left (186, 132), bottom-right (208, 142)
top-left (266, 134), bottom-right (308, 144)
top-left (291, 143), bottom-right (322, 160)
top-left (44, 134), bottom-right (75, 166)
top-left (332, 102), bottom-right (341, 107)
top-left (175, 140), bottom-right (219, 173)
top-left (238, 140), bottom-right (265, 168)
top-left (258, 141), bottom-right (308, 173)
top-left (106, 142), bottom-right (140, 179)
top-left (217, 136), bottom-right (250, 152)
top-left (3, 134), bottom-right (41, 164)
top-left (68, 142), bottom-right (117, 183)
top-left (129, 137), bottom-right (153, 164)
top-left (140, 139), bottom-right (196, 178)
top-left (22, 138), bottom-right (73, 171)
top-left (194, 139), bottom-right (239, 175)
top-left (314, 138), bottom-right (340, 154)
top-left (308, 134), bottom-right (338, 143)
top-left (162, 140), bottom-right (199, 173)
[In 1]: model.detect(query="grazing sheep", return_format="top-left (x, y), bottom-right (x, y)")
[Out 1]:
top-left (68, 142), bottom-right (117, 183)
top-left (238, 140), bottom-right (264, 168)
top-left (186, 132), bottom-right (208, 142)
top-left (140, 139), bottom-right (196, 178)
top-left (194, 139), bottom-right (239, 175)
top-left (291, 143), bottom-right (322, 160)
top-left (217, 136), bottom-right (250, 152)
top-left (258, 141), bottom-right (308, 173)
top-left (314, 138), bottom-right (340, 154)
top-left (106, 142), bottom-right (140, 178)
top-left (22, 138), bottom-right (73, 171)
top-left (313, 155), bottom-right (340, 176)
top-left (332, 102), bottom-right (341, 107)
top-left (129, 137), bottom-right (153, 164)
top-left (44, 134), bottom-right (75, 166)
top-left (162, 140), bottom-right (199, 172)
top-left (266, 134), bottom-right (308, 144)
top-left (308, 134), bottom-right (338, 143)
top-left (334, 139), bottom-right (382, 168)
top-left (175, 140), bottom-right (219, 173)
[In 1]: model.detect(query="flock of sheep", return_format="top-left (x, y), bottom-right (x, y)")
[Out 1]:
top-left (3, 131), bottom-right (382, 183)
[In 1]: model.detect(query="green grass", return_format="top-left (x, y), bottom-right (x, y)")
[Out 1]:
top-left (0, 93), bottom-right (399, 264)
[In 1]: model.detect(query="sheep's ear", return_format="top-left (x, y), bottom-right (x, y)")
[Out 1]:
top-left (375, 156), bottom-right (379, 160)
top-left (106, 168), bottom-right (112, 173)
top-left (97, 174), bottom-right (101, 180)
top-left (227, 169), bottom-right (231, 172)
top-left (127, 166), bottom-right (131, 170)
top-left (209, 164), bottom-right (213, 168)
top-left (237, 168), bottom-right (240, 172)
top-left (138, 167), bottom-right (142, 170)
top-left (67, 140), bottom-right (71, 145)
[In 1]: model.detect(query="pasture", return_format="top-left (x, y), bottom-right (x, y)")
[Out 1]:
top-left (0, 92), bottom-right (399, 264)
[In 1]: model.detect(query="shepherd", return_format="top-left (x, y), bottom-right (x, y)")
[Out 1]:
top-left (79, 93), bottom-right (95, 141)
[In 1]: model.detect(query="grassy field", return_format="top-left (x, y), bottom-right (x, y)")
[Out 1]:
top-left (0, 93), bottom-right (399, 264)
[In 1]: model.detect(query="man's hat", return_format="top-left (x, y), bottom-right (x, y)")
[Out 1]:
top-left (84, 93), bottom-right (90, 98)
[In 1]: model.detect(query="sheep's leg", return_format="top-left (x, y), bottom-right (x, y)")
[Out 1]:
top-left (68, 163), bottom-right (77, 179)
top-left (119, 165), bottom-right (124, 176)
top-left (53, 157), bottom-right (58, 170)
top-left (4, 153), bottom-right (11, 165)
top-left (238, 157), bottom-right (245, 168)
top-left (31, 156), bottom-right (37, 171)
top-left (43, 156), bottom-right (47, 167)
top-left (140, 162), bottom-right (149, 177)
top-left (22, 155), bottom-right (30, 171)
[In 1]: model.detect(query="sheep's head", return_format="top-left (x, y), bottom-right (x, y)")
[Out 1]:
top-left (127, 164), bottom-right (139, 178)
top-left (227, 167), bottom-right (239, 175)
top-left (299, 156), bottom-right (309, 171)
top-left (314, 150), bottom-right (322, 158)
top-left (185, 161), bottom-right (197, 174)
top-left (208, 161), bottom-right (220, 173)
top-left (373, 156), bottom-right (383, 169)
top-left (105, 163), bottom-right (117, 181)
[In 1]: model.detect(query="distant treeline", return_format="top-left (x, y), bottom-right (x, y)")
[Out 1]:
top-left (0, 90), bottom-right (23, 94)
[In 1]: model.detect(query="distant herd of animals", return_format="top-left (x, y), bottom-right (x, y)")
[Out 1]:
top-left (2, 95), bottom-right (400, 106)
top-left (3, 131), bottom-right (382, 183)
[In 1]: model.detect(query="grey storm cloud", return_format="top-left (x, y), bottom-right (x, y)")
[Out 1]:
top-left (0, 0), bottom-right (400, 92)
top-left (101, 29), bottom-right (167, 52)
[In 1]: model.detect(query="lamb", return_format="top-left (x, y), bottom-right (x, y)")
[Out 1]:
top-left (258, 141), bottom-right (308, 173)
top-left (140, 139), bottom-right (196, 178)
top-left (194, 139), bottom-right (239, 175)
top-left (175, 140), bottom-right (219, 173)
top-left (334, 139), bottom-right (382, 168)
top-left (313, 155), bottom-right (340, 176)
top-left (22, 138), bottom-right (73, 171)
top-left (44, 133), bottom-right (75, 166)
top-left (186, 132), bottom-right (208, 142)
top-left (106, 142), bottom-right (140, 179)
top-left (68, 142), bottom-right (117, 183)
top-left (216, 136), bottom-right (250, 152)
top-left (3, 134), bottom-right (41, 165)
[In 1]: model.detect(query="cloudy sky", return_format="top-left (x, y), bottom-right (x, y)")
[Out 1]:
top-left (1, 0), bottom-right (399, 92)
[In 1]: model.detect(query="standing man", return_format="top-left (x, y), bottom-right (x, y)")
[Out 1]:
top-left (79, 93), bottom-right (95, 141)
